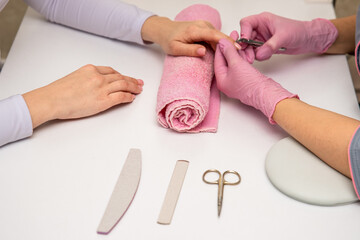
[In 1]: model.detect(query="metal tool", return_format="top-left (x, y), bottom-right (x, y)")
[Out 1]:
top-left (236, 38), bottom-right (287, 51)
top-left (97, 149), bottom-right (142, 234)
top-left (202, 169), bottom-right (241, 216)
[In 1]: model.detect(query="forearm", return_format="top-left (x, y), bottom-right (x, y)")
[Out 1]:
top-left (273, 98), bottom-right (360, 178)
top-left (326, 15), bottom-right (356, 54)
top-left (24, 0), bottom-right (154, 44)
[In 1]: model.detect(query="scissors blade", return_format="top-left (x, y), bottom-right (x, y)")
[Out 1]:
top-left (217, 177), bottom-right (224, 217)
top-left (236, 38), bottom-right (286, 51)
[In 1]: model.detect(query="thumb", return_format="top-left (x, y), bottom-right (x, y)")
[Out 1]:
top-left (218, 39), bottom-right (244, 67)
top-left (214, 43), bottom-right (228, 80)
top-left (256, 34), bottom-right (283, 61)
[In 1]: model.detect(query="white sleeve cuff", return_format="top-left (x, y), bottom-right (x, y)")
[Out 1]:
top-left (0, 95), bottom-right (33, 147)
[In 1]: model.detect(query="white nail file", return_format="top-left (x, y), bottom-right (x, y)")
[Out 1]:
top-left (157, 160), bottom-right (189, 225)
top-left (97, 149), bottom-right (142, 234)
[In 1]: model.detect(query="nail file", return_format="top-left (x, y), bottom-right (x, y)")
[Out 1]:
top-left (157, 160), bottom-right (189, 225)
top-left (97, 148), bottom-right (142, 234)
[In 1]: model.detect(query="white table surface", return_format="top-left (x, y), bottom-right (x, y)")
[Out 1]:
top-left (1, 0), bottom-right (360, 239)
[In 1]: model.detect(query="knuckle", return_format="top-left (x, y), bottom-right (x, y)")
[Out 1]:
top-left (106, 66), bottom-right (114, 71)
top-left (106, 66), bottom-right (117, 73)
top-left (82, 64), bottom-right (97, 71)
top-left (187, 24), bottom-right (198, 33)
top-left (196, 20), bottom-right (207, 27)
top-left (116, 73), bottom-right (124, 79)
top-left (261, 11), bottom-right (271, 17)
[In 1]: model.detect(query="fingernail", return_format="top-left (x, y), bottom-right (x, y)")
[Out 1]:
top-left (196, 48), bottom-right (206, 56)
top-left (137, 79), bottom-right (144, 85)
top-left (234, 42), bottom-right (241, 50)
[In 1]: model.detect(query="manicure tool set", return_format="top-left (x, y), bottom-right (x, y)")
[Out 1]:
top-left (96, 149), bottom-right (241, 235)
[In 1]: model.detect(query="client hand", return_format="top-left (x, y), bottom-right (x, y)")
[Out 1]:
top-left (23, 64), bottom-right (143, 128)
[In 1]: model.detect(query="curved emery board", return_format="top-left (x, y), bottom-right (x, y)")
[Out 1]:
top-left (97, 149), bottom-right (142, 234)
top-left (265, 137), bottom-right (358, 206)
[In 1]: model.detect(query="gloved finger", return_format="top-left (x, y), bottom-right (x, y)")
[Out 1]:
top-left (230, 30), bottom-right (239, 41)
top-left (244, 46), bottom-right (255, 64)
top-left (233, 29), bottom-right (255, 63)
top-left (255, 34), bottom-right (284, 61)
top-left (214, 43), bottom-right (228, 78)
top-left (240, 15), bottom-right (259, 40)
top-left (218, 39), bottom-right (244, 67)
top-left (238, 49), bottom-right (247, 60)
top-left (229, 30), bottom-right (243, 50)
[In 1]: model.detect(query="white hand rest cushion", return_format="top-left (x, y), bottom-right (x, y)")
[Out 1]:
top-left (266, 137), bottom-right (358, 206)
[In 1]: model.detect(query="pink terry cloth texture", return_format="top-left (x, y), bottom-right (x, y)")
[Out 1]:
top-left (156, 4), bottom-right (221, 133)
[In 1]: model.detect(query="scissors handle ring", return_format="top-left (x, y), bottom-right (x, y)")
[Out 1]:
top-left (202, 169), bottom-right (221, 184)
top-left (223, 170), bottom-right (241, 185)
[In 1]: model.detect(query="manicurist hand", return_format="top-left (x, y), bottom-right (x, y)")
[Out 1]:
top-left (141, 16), bottom-right (236, 57)
top-left (214, 31), bottom-right (297, 124)
top-left (239, 12), bottom-right (338, 62)
top-left (22, 65), bottom-right (143, 128)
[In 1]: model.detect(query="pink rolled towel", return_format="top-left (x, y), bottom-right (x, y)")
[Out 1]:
top-left (156, 4), bottom-right (221, 133)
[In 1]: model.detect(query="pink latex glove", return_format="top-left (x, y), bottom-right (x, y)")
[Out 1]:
top-left (214, 32), bottom-right (298, 124)
top-left (240, 12), bottom-right (338, 62)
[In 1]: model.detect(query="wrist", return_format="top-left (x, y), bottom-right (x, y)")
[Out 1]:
top-left (272, 97), bottom-right (301, 124)
top-left (305, 18), bottom-right (338, 53)
top-left (141, 16), bottom-right (173, 45)
top-left (22, 86), bottom-right (57, 128)
top-left (251, 78), bottom-right (298, 124)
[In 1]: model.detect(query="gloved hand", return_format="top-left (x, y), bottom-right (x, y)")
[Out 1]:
top-left (214, 31), bottom-right (298, 124)
top-left (239, 12), bottom-right (338, 61)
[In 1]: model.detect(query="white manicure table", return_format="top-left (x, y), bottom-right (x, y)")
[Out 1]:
top-left (0, 0), bottom-right (359, 239)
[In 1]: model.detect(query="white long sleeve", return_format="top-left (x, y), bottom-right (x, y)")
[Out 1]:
top-left (0, 95), bottom-right (33, 147)
top-left (23, 0), bottom-right (155, 45)
top-left (0, 0), bottom-right (154, 147)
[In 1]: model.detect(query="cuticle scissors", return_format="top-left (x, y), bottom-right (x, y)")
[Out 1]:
top-left (236, 38), bottom-right (287, 51)
top-left (202, 169), bottom-right (241, 216)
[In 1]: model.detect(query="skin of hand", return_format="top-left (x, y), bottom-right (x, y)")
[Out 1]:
top-left (327, 15), bottom-right (356, 54)
top-left (214, 31), bottom-right (297, 123)
top-left (22, 64), bottom-right (143, 129)
top-left (141, 16), bottom-right (238, 57)
top-left (273, 98), bottom-right (360, 178)
top-left (239, 12), bottom-right (338, 62)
